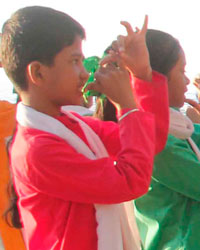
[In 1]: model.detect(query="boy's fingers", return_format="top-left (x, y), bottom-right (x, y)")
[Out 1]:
top-left (85, 82), bottom-right (97, 91)
top-left (120, 21), bottom-right (134, 36)
top-left (101, 57), bottom-right (126, 73)
top-left (140, 15), bottom-right (148, 35)
top-left (117, 59), bottom-right (126, 71)
top-left (135, 27), bottom-right (140, 33)
top-left (100, 54), bottom-right (119, 66)
top-left (100, 54), bottom-right (112, 66)
top-left (85, 81), bottom-right (102, 93)
top-left (120, 16), bottom-right (148, 37)
top-left (104, 63), bottom-right (118, 71)
top-left (117, 35), bottom-right (125, 52)
top-left (111, 40), bottom-right (118, 52)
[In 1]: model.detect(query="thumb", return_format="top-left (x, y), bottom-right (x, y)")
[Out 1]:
top-left (84, 81), bottom-right (102, 94)
top-left (119, 52), bottom-right (133, 70)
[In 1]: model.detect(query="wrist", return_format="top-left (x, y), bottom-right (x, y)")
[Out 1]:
top-left (132, 66), bottom-right (152, 82)
top-left (116, 101), bottom-right (137, 111)
top-left (118, 108), bottom-right (140, 121)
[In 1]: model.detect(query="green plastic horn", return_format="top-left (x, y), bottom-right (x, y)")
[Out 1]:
top-left (82, 56), bottom-right (101, 102)
top-left (82, 44), bottom-right (114, 102)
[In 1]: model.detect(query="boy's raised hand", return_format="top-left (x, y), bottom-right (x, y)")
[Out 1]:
top-left (85, 62), bottom-right (137, 110)
top-left (102, 16), bottom-right (152, 82)
top-left (84, 17), bottom-right (153, 110)
top-left (120, 16), bottom-right (152, 81)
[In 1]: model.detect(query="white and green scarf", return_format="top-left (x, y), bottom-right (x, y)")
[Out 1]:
top-left (169, 108), bottom-right (200, 161)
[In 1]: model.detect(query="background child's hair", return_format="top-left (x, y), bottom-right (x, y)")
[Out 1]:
top-left (146, 29), bottom-right (181, 75)
top-left (1, 6), bottom-right (85, 91)
top-left (4, 180), bottom-right (22, 228)
top-left (94, 98), bottom-right (118, 122)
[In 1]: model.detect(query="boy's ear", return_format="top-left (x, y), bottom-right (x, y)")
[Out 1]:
top-left (27, 61), bottom-right (45, 85)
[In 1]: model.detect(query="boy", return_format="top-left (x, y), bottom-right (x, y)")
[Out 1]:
top-left (1, 6), bottom-right (168, 250)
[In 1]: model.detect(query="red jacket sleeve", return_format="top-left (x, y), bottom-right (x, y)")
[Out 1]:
top-left (132, 71), bottom-right (169, 154)
top-left (73, 71), bottom-right (168, 157)
top-left (15, 111), bottom-right (155, 204)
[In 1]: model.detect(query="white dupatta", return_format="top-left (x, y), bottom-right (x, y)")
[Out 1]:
top-left (169, 108), bottom-right (200, 161)
top-left (16, 102), bottom-right (141, 250)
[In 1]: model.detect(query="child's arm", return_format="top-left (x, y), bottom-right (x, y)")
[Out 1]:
top-left (86, 17), bottom-right (168, 154)
top-left (84, 17), bottom-right (152, 113)
top-left (117, 17), bottom-right (169, 154)
top-left (21, 109), bottom-right (155, 204)
top-left (84, 71), bottom-right (168, 156)
top-left (132, 72), bottom-right (169, 154)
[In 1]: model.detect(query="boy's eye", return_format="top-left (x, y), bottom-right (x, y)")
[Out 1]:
top-left (72, 58), bottom-right (81, 64)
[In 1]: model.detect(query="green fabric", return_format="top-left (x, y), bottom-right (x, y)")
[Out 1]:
top-left (135, 127), bottom-right (200, 249)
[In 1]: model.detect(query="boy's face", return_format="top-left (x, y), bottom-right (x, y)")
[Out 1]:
top-left (43, 36), bottom-right (89, 107)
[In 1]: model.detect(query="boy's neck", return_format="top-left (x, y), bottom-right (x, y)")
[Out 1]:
top-left (21, 94), bottom-right (62, 117)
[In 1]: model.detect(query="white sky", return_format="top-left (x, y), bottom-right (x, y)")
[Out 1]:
top-left (0, 0), bottom-right (200, 102)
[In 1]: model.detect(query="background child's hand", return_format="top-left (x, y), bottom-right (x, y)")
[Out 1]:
top-left (193, 78), bottom-right (200, 91)
top-left (185, 98), bottom-right (200, 112)
top-left (185, 98), bottom-right (200, 123)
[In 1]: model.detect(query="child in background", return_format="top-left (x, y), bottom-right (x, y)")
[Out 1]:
top-left (135, 30), bottom-right (200, 250)
top-left (1, 6), bottom-right (168, 250)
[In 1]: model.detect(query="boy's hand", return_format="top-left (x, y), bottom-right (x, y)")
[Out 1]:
top-left (84, 63), bottom-right (137, 110)
top-left (101, 16), bottom-right (152, 82)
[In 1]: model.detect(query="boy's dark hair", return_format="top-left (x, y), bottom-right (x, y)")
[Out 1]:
top-left (146, 29), bottom-right (181, 75)
top-left (1, 6), bottom-right (85, 91)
